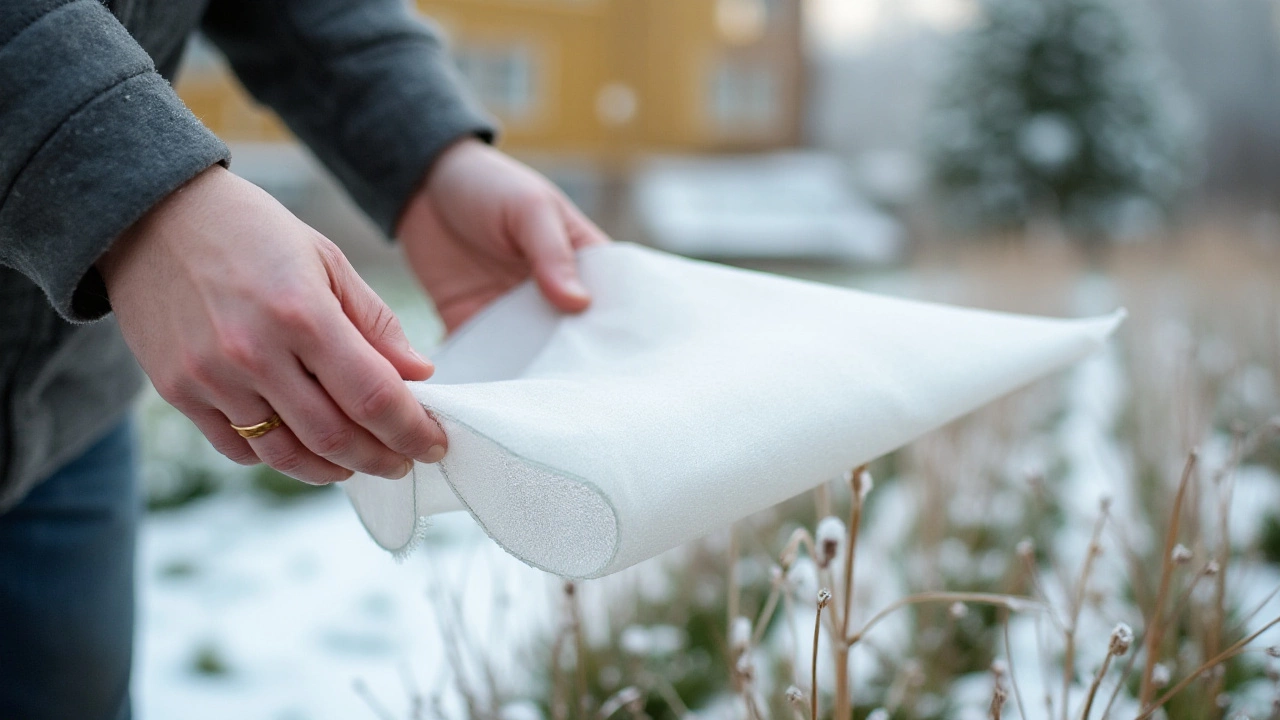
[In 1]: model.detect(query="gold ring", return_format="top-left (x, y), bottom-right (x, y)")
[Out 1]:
top-left (230, 412), bottom-right (284, 439)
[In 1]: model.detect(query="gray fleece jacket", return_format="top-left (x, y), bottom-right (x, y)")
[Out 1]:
top-left (0, 0), bottom-right (495, 511)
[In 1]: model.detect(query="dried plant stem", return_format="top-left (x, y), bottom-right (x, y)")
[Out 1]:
top-left (840, 467), bottom-right (868, 634)
top-left (1135, 614), bottom-right (1280, 719)
top-left (1020, 550), bottom-right (1068, 634)
top-left (813, 591), bottom-right (829, 720)
top-left (816, 483), bottom-right (832, 520)
top-left (1062, 506), bottom-right (1109, 720)
top-left (568, 583), bottom-right (589, 720)
top-left (429, 584), bottom-right (484, 719)
top-left (779, 528), bottom-right (820, 572)
top-left (1207, 436), bottom-right (1238, 708)
top-left (550, 624), bottom-right (569, 720)
top-left (752, 578), bottom-right (785, 648)
top-left (736, 680), bottom-right (763, 720)
top-left (1235, 581), bottom-right (1280, 635)
top-left (1138, 451), bottom-right (1197, 708)
top-left (834, 465), bottom-right (868, 720)
top-left (397, 659), bottom-right (425, 720)
top-left (728, 526), bottom-right (740, 635)
top-left (783, 591), bottom-right (804, 686)
top-left (1167, 560), bottom-right (1215, 624)
top-left (1003, 616), bottom-right (1029, 720)
top-left (1078, 651), bottom-right (1115, 720)
top-left (1097, 640), bottom-right (1140, 720)
top-left (848, 591), bottom-right (1043, 645)
top-left (645, 673), bottom-right (690, 718)
top-left (353, 678), bottom-right (397, 720)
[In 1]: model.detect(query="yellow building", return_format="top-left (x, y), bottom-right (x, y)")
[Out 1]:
top-left (175, 0), bottom-right (805, 160)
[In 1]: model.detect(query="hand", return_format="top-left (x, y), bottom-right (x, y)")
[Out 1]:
top-left (397, 138), bottom-right (609, 332)
top-left (99, 165), bottom-right (448, 484)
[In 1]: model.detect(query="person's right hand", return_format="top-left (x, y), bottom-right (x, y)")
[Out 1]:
top-left (98, 165), bottom-right (448, 484)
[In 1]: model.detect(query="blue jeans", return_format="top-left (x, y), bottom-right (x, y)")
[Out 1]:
top-left (0, 419), bottom-right (138, 720)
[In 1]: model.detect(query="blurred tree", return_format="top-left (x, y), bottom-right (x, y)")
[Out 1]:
top-left (925, 0), bottom-right (1196, 246)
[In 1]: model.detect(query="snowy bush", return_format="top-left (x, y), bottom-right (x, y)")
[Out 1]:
top-left (925, 0), bottom-right (1197, 243)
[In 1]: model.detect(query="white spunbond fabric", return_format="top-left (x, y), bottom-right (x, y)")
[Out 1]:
top-left (345, 243), bottom-right (1124, 578)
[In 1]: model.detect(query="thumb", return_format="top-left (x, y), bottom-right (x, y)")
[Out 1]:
top-left (323, 245), bottom-right (434, 381)
top-left (513, 200), bottom-right (592, 313)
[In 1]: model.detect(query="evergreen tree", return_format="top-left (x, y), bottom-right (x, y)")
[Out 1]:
top-left (925, 0), bottom-right (1196, 243)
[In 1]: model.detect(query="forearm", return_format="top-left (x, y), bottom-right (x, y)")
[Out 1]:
top-left (0, 0), bottom-right (229, 322)
top-left (202, 0), bottom-right (497, 237)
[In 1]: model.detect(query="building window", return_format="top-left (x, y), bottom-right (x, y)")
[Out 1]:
top-left (453, 44), bottom-right (539, 122)
top-left (708, 60), bottom-right (779, 136)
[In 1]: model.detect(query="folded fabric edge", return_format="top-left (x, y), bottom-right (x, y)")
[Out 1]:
top-left (342, 469), bottom-right (421, 554)
top-left (1090, 307), bottom-right (1128, 341)
top-left (432, 412), bottom-right (622, 579)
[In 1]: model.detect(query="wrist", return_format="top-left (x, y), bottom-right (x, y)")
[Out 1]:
top-left (396, 136), bottom-right (487, 236)
top-left (98, 164), bottom-right (227, 290)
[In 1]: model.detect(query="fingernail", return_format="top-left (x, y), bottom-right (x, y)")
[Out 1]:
top-left (385, 459), bottom-right (414, 480)
top-left (409, 348), bottom-right (432, 367)
top-left (565, 279), bottom-right (589, 299)
top-left (420, 445), bottom-right (446, 464)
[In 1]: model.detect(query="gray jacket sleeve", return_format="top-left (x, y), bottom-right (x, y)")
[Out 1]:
top-left (201, 0), bottom-right (497, 238)
top-left (0, 0), bottom-right (231, 322)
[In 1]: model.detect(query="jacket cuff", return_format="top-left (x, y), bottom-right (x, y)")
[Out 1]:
top-left (314, 40), bottom-right (497, 238)
top-left (0, 72), bottom-right (230, 322)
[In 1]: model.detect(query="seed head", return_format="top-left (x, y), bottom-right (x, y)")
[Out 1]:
top-left (1152, 662), bottom-right (1172, 688)
top-left (611, 687), bottom-right (642, 711)
top-left (1171, 544), bottom-right (1193, 565)
top-left (845, 466), bottom-right (874, 502)
top-left (1109, 623), bottom-right (1134, 656)
top-left (856, 468), bottom-right (874, 501)
top-left (1016, 538), bottom-right (1035, 560)
top-left (1205, 560), bottom-right (1221, 576)
top-left (866, 710), bottom-right (890, 720)
top-left (1268, 646), bottom-right (1280, 658)
top-left (816, 516), bottom-right (845, 568)
top-left (784, 686), bottom-right (805, 706)
top-left (950, 602), bottom-right (969, 620)
top-left (817, 588), bottom-right (832, 608)
top-left (729, 616), bottom-right (752, 653)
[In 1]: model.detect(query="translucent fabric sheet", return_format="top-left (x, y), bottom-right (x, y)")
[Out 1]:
top-left (345, 244), bottom-right (1123, 578)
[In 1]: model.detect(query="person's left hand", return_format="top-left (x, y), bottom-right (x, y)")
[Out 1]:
top-left (397, 138), bottom-right (610, 332)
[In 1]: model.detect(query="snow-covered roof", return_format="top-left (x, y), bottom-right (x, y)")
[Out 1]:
top-left (631, 152), bottom-right (903, 264)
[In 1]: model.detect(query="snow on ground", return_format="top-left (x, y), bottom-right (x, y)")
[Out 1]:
top-left (132, 263), bottom-right (1280, 718)
top-left (135, 490), bottom-right (556, 720)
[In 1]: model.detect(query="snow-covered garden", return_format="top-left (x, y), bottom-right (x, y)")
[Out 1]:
top-left (127, 0), bottom-right (1280, 716)
top-left (132, 225), bottom-right (1280, 720)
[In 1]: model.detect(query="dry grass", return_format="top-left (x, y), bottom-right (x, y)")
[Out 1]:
top-left (366, 221), bottom-right (1280, 720)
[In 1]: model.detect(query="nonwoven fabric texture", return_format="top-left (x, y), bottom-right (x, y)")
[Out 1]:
top-left (344, 243), bottom-right (1124, 578)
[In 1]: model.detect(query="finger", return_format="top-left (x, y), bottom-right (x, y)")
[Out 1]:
top-left (184, 405), bottom-right (262, 466)
top-left (510, 199), bottom-right (592, 313)
top-left (560, 200), bottom-right (611, 249)
top-left (301, 317), bottom-right (449, 465)
top-left (219, 393), bottom-right (352, 485)
top-left (261, 356), bottom-right (414, 480)
top-left (320, 241), bottom-right (433, 382)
